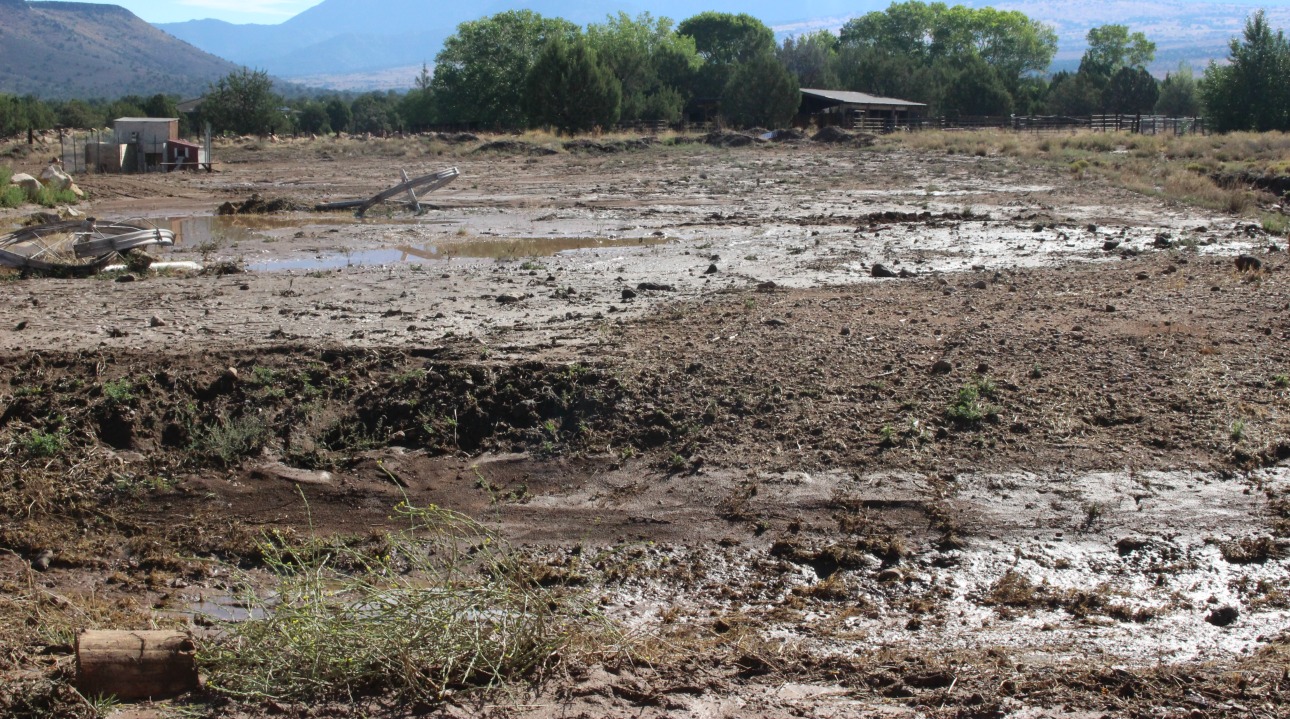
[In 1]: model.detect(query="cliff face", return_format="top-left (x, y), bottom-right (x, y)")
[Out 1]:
top-left (0, 1), bottom-right (240, 99)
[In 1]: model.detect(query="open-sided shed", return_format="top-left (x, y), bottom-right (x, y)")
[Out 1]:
top-left (799, 89), bottom-right (926, 130)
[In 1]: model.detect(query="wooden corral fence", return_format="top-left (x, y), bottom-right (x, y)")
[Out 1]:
top-left (871, 114), bottom-right (1207, 136)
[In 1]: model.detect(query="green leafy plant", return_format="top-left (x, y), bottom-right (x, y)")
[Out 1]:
top-left (946, 377), bottom-right (1000, 426)
top-left (102, 378), bottom-right (134, 404)
top-left (21, 428), bottom-right (67, 458)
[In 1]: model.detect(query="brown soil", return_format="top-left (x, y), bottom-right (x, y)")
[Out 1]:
top-left (2, 134), bottom-right (1289, 718)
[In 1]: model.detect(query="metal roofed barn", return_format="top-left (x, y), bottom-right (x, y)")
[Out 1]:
top-left (799, 88), bottom-right (927, 131)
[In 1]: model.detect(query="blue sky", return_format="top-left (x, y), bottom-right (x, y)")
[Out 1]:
top-left (96, 0), bottom-right (323, 24)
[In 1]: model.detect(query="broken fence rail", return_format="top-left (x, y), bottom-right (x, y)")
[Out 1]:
top-left (315, 167), bottom-right (460, 217)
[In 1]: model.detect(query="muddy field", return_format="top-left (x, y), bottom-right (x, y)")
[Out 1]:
top-left (2, 134), bottom-right (1289, 718)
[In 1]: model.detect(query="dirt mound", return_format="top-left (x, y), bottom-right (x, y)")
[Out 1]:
top-left (812, 126), bottom-right (878, 146)
top-left (1211, 170), bottom-right (1290, 197)
top-left (474, 140), bottom-right (558, 156)
top-left (703, 131), bottom-right (757, 148)
top-left (562, 138), bottom-right (655, 154)
top-left (217, 194), bottom-right (305, 215)
top-left (433, 132), bottom-right (479, 144)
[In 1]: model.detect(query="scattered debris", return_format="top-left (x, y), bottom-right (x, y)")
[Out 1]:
top-left (217, 194), bottom-right (305, 215)
top-left (0, 219), bottom-right (174, 276)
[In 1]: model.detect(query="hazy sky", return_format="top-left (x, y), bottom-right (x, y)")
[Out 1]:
top-left (94, 0), bottom-right (323, 24)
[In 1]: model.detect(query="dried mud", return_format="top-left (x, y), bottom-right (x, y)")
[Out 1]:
top-left (1, 136), bottom-right (1289, 718)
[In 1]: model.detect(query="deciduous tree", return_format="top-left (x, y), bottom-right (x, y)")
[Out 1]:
top-left (1202, 11), bottom-right (1290, 132)
top-left (431, 10), bottom-right (577, 129)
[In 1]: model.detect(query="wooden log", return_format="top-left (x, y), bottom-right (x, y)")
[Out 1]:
top-left (76, 630), bottom-right (199, 700)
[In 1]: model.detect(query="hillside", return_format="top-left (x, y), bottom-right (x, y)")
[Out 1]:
top-left (0, 0), bottom-right (241, 99)
top-left (158, 0), bottom-right (1290, 88)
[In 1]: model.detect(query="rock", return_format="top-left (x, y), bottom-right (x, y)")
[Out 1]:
top-left (931, 360), bottom-right (953, 375)
top-left (1115, 536), bottom-right (1152, 555)
top-left (704, 263), bottom-right (718, 275)
top-left (621, 288), bottom-right (637, 300)
top-left (1235, 255), bottom-right (1263, 272)
top-left (32, 549), bottom-right (53, 571)
top-left (763, 318), bottom-right (787, 327)
top-left (870, 264), bottom-right (898, 278)
top-left (840, 326), bottom-right (851, 336)
top-left (1153, 235), bottom-right (1173, 248)
top-left (898, 268), bottom-right (917, 278)
top-left (756, 281), bottom-right (778, 291)
top-left (39, 164), bottom-right (73, 191)
top-left (149, 316), bottom-right (166, 327)
top-left (67, 183), bottom-right (84, 199)
top-left (496, 294), bottom-right (521, 304)
top-left (1103, 240), bottom-right (1121, 251)
top-left (1206, 605), bottom-right (1239, 627)
top-left (1136, 272), bottom-right (1150, 280)
top-left (876, 568), bottom-right (903, 582)
top-left (114, 274), bottom-right (137, 283)
top-left (636, 282), bottom-right (675, 292)
top-left (9, 172), bottom-right (41, 199)
top-left (15, 320), bottom-right (28, 331)
top-left (107, 327), bottom-right (129, 338)
top-left (970, 280), bottom-right (988, 290)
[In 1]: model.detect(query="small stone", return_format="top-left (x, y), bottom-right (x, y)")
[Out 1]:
top-left (621, 288), bottom-right (637, 300)
top-left (970, 280), bottom-right (988, 290)
top-left (115, 273), bottom-right (137, 283)
top-left (107, 327), bottom-right (128, 338)
top-left (496, 294), bottom-right (521, 304)
top-left (1105, 304), bottom-right (1117, 312)
top-left (149, 316), bottom-right (166, 327)
top-left (1103, 240), bottom-right (1121, 251)
top-left (1206, 605), bottom-right (1239, 627)
top-left (15, 320), bottom-right (27, 331)
top-left (637, 282), bottom-right (675, 292)
top-left (763, 318), bottom-right (786, 327)
top-left (975, 362), bottom-right (990, 374)
top-left (870, 264), bottom-right (898, 278)
top-left (840, 326), bottom-right (851, 336)
top-left (1136, 272), bottom-right (1150, 280)
top-left (704, 263), bottom-right (718, 275)
top-left (32, 549), bottom-right (53, 571)
top-left (223, 367), bottom-right (239, 382)
top-left (877, 568), bottom-right (903, 582)
top-left (931, 360), bottom-right (953, 375)
top-left (1235, 255), bottom-right (1262, 272)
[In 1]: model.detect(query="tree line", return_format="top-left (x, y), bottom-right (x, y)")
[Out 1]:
top-left (1, 3), bottom-right (1286, 138)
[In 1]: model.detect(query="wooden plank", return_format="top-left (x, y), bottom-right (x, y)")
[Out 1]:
top-left (76, 630), bottom-right (199, 700)
top-left (401, 169), bottom-right (421, 215)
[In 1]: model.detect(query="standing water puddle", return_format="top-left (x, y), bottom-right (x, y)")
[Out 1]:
top-left (159, 215), bottom-right (670, 272)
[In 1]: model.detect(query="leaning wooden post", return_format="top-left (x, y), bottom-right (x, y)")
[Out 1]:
top-left (401, 169), bottom-right (422, 215)
top-left (76, 630), bottom-right (200, 701)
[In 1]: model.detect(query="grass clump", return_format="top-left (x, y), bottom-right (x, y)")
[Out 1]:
top-left (200, 502), bottom-right (601, 704)
top-left (190, 413), bottom-right (270, 467)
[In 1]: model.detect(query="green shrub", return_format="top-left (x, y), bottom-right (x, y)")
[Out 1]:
top-left (0, 184), bottom-right (24, 208)
top-left (34, 186), bottom-right (79, 207)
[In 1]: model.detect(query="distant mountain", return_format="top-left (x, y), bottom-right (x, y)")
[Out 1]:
top-left (155, 0), bottom-right (876, 83)
top-left (153, 0), bottom-right (1290, 88)
top-left (0, 0), bottom-right (241, 99)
